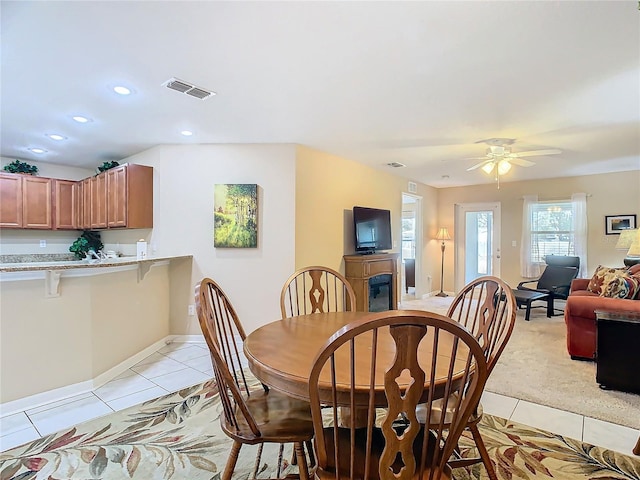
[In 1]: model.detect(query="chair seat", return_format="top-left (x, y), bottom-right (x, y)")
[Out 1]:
top-left (222, 387), bottom-right (314, 444)
top-left (314, 426), bottom-right (452, 480)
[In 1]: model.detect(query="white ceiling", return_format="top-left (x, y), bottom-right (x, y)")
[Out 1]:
top-left (2, 1), bottom-right (639, 188)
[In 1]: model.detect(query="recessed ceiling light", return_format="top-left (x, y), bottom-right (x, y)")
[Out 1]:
top-left (181, 130), bottom-right (193, 136)
top-left (72, 115), bottom-right (91, 123)
top-left (46, 133), bottom-right (66, 141)
top-left (113, 86), bottom-right (132, 95)
top-left (29, 148), bottom-right (47, 154)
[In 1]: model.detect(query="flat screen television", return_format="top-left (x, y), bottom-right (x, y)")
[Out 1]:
top-left (353, 206), bottom-right (392, 254)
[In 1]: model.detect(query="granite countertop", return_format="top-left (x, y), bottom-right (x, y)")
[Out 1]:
top-left (0, 254), bottom-right (192, 272)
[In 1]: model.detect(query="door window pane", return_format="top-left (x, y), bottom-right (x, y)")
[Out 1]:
top-left (465, 211), bottom-right (493, 282)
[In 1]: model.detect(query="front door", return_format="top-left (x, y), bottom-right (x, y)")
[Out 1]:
top-left (454, 203), bottom-right (501, 290)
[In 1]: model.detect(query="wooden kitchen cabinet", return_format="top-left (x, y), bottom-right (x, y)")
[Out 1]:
top-left (22, 176), bottom-right (52, 229)
top-left (107, 164), bottom-right (153, 228)
top-left (0, 173), bottom-right (52, 229)
top-left (90, 172), bottom-right (108, 229)
top-left (0, 164), bottom-right (153, 231)
top-left (0, 173), bottom-right (23, 227)
top-left (53, 179), bottom-right (78, 230)
top-left (79, 177), bottom-right (91, 229)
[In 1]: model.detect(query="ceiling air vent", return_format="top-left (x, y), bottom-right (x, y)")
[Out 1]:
top-left (162, 77), bottom-right (215, 100)
top-left (386, 162), bottom-right (406, 168)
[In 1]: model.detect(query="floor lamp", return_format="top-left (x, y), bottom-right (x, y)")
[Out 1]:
top-left (435, 227), bottom-right (451, 297)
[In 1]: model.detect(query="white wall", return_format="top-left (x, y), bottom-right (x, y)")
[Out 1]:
top-left (120, 144), bottom-right (297, 335)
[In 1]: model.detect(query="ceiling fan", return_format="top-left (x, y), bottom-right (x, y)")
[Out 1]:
top-left (466, 138), bottom-right (561, 187)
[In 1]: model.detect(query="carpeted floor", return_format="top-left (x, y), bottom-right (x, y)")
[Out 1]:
top-left (401, 295), bottom-right (640, 430)
top-left (1, 379), bottom-right (639, 480)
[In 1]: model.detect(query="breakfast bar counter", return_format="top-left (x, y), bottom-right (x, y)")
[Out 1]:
top-left (0, 254), bottom-right (193, 411)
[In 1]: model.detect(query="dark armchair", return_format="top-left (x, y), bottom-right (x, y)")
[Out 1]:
top-left (517, 255), bottom-right (580, 315)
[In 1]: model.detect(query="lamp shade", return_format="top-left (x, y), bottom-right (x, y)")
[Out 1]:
top-left (435, 227), bottom-right (451, 241)
top-left (626, 230), bottom-right (640, 257)
top-left (615, 229), bottom-right (637, 250)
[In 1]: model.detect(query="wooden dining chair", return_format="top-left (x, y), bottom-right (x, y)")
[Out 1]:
top-left (308, 309), bottom-right (488, 480)
top-left (417, 276), bottom-right (516, 480)
top-left (196, 278), bottom-right (314, 480)
top-left (280, 266), bottom-right (356, 318)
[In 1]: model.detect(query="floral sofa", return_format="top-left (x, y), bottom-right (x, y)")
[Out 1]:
top-left (564, 263), bottom-right (640, 360)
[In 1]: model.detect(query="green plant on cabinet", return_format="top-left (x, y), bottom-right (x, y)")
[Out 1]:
top-left (3, 160), bottom-right (38, 175)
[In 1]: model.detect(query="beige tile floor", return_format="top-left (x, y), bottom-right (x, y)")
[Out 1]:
top-left (2, 330), bottom-right (639, 457)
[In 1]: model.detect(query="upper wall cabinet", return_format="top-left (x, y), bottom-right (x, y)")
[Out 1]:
top-left (0, 164), bottom-right (153, 231)
top-left (0, 173), bottom-right (52, 229)
top-left (53, 179), bottom-right (79, 230)
top-left (90, 172), bottom-right (108, 229)
top-left (107, 164), bottom-right (153, 229)
top-left (105, 164), bottom-right (153, 228)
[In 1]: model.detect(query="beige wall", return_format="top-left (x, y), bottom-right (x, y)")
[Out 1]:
top-left (436, 170), bottom-right (640, 292)
top-left (123, 144), bottom-right (298, 335)
top-left (294, 145), bottom-right (438, 296)
top-left (0, 265), bottom-right (170, 403)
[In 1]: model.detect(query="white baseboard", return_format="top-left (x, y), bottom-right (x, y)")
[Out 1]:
top-left (0, 336), bottom-right (173, 417)
top-left (166, 334), bottom-right (206, 344)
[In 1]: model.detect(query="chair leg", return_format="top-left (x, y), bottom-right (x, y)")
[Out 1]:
top-left (275, 444), bottom-right (284, 478)
top-left (294, 441), bottom-right (310, 480)
top-left (252, 443), bottom-right (264, 480)
top-left (292, 440), bottom-right (315, 468)
top-left (469, 423), bottom-right (497, 480)
top-left (305, 439), bottom-right (315, 468)
top-left (223, 441), bottom-right (242, 480)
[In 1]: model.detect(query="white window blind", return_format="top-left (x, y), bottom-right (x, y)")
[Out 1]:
top-left (529, 201), bottom-right (575, 263)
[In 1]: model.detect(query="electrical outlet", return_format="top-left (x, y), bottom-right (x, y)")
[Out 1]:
top-left (40, 240), bottom-right (46, 248)
top-left (188, 304), bottom-right (196, 316)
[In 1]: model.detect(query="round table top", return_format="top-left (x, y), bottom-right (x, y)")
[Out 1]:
top-left (243, 310), bottom-right (469, 406)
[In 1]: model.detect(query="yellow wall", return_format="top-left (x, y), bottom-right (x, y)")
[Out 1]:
top-left (294, 145), bottom-right (438, 290)
top-left (436, 170), bottom-right (640, 291)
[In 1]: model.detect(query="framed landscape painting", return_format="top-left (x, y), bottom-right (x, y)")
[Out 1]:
top-left (605, 214), bottom-right (636, 235)
top-left (214, 184), bottom-right (258, 248)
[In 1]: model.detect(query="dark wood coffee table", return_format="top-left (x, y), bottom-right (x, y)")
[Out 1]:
top-left (512, 289), bottom-right (551, 321)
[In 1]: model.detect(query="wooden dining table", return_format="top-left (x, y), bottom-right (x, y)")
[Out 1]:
top-left (243, 310), bottom-right (472, 410)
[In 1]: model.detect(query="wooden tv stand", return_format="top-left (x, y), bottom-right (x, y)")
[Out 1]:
top-left (344, 253), bottom-right (399, 312)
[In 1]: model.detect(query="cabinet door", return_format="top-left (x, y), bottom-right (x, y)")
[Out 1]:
top-left (0, 173), bottom-right (23, 227)
top-left (81, 178), bottom-right (91, 229)
top-left (107, 165), bottom-right (127, 227)
top-left (91, 173), bottom-right (107, 229)
top-left (54, 179), bottom-right (78, 230)
top-left (23, 176), bottom-right (52, 229)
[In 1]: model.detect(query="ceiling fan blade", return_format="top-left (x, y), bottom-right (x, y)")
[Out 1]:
top-left (512, 149), bottom-right (562, 158)
top-left (467, 159), bottom-right (492, 171)
top-left (510, 158), bottom-right (536, 167)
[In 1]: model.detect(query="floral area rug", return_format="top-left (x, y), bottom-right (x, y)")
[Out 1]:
top-left (1, 379), bottom-right (639, 480)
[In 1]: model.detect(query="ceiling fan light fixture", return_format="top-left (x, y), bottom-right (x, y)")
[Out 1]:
top-left (498, 159), bottom-right (512, 175)
top-left (481, 162), bottom-right (495, 174)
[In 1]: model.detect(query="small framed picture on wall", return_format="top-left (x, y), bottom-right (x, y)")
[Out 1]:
top-left (605, 214), bottom-right (636, 235)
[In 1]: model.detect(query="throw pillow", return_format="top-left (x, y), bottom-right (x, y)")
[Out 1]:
top-left (601, 271), bottom-right (640, 299)
top-left (587, 265), bottom-right (624, 295)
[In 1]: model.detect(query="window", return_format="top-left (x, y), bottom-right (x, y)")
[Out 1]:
top-left (529, 201), bottom-right (574, 263)
top-left (401, 211), bottom-right (415, 260)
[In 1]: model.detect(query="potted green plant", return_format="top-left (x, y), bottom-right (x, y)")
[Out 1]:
top-left (69, 231), bottom-right (104, 259)
top-left (3, 160), bottom-right (38, 175)
top-left (96, 161), bottom-right (120, 174)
